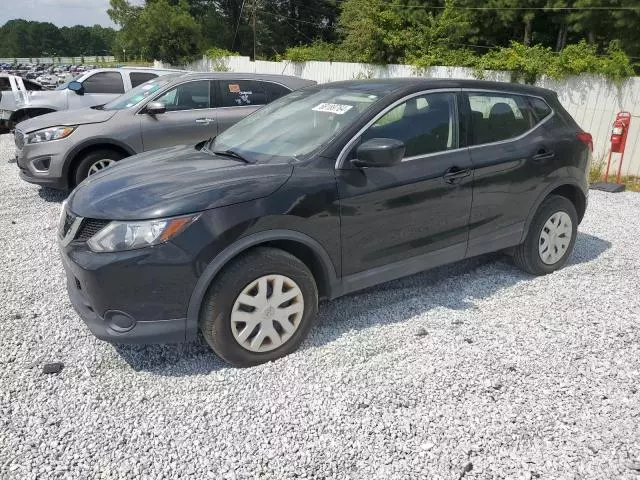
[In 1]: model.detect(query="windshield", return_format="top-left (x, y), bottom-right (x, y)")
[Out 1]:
top-left (211, 85), bottom-right (393, 163)
top-left (102, 74), bottom-right (182, 111)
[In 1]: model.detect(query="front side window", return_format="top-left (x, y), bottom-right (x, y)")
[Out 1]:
top-left (468, 92), bottom-right (537, 145)
top-left (218, 80), bottom-right (267, 107)
top-left (360, 92), bottom-right (457, 158)
top-left (82, 72), bottom-right (125, 94)
top-left (155, 80), bottom-right (210, 111)
top-left (102, 74), bottom-right (182, 111)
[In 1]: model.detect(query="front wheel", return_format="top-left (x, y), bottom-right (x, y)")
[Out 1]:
top-left (513, 195), bottom-right (578, 275)
top-left (199, 247), bottom-right (318, 367)
top-left (73, 149), bottom-right (124, 187)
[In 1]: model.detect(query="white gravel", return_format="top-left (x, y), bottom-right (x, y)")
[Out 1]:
top-left (1, 132), bottom-right (639, 480)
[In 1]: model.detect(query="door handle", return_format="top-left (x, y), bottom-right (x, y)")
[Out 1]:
top-left (443, 167), bottom-right (472, 184)
top-left (195, 118), bottom-right (215, 124)
top-left (532, 150), bottom-right (555, 162)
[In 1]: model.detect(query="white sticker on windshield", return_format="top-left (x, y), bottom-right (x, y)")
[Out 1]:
top-left (142, 84), bottom-right (155, 90)
top-left (312, 103), bottom-right (353, 115)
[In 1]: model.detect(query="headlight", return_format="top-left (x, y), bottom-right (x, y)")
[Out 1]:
top-left (87, 215), bottom-right (199, 253)
top-left (26, 126), bottom-right (76, 144)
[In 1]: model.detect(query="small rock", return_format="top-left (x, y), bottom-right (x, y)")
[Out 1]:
top-left (492, 383), bottom-right (503, 390)
top-left (13, 313), bottom-right (22, 320)
top-left (587, 445), bottom-right (599, 454)
top-left (507, 366), bottom-right (517, 372)
top-left (11, 220), bottom-right (16, 224)
top-left (452, 319), bottom-right (463, 325)
top-left (458, 462), bottom-right (473, 479)
top-left (464, 338), bottom-right (473, 344)
top-left (415, 327), bottom-right (428, 337)
top-left (628, 462), bottom-right (640, 472)
top-left (42, 362), bottom-right (64, 375)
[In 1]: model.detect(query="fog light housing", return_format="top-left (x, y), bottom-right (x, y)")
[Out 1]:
top-left (104, 310), bottom-right (136, 332)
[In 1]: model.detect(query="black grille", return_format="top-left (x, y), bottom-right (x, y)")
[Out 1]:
top-left (14, 131), bottom-right (24, 150)
top-left (62, 212), bottom-right (75, 237)
top-left (76, 218), bottom-right (110, 240)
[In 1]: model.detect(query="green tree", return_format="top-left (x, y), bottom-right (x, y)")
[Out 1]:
top-left (109, 0), bottom-right (202, 64)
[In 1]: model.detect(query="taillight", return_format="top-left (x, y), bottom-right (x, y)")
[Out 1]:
top-left (577, 132), bottom-right (593, 152)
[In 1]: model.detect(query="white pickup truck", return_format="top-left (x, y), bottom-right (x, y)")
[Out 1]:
top-left (0, 67), bottom-right (181, 134)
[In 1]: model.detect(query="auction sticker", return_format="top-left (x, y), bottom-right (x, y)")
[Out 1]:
top-left (228, 84), bottom-right (241, 93)
top-left (312, 103), bottom-right (353, 114)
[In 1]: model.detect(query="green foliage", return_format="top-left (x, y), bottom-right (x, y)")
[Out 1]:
top-left (205, 47), bottom-right (237, 71)
top-left (282, 41), bottom-right (352, 63)
top-left (477, 40), bottom-right (633, 83)
top-left (109, 0), bottom-right (201, 64)
top-left (0, 20), bottom-right (116, 58)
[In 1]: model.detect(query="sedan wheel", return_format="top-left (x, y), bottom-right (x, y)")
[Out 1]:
top-left (230, 274), bottom-right (305, 353)
top-left (538, 211), bottom-right (573, 265)
top-left (88, 159), bottom-right (116, 176)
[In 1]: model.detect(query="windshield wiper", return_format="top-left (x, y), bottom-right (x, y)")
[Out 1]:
top-left (212, 149), bottom-right (253, 164)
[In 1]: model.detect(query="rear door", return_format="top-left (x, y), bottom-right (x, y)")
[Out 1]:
top-left (214, 79), bottom-right (267, 133)
top-left (464, 91), bottom-right (557, 256)
top-left (140, 79), bottom-right (218, 151)
top-left (68, 71), bottom-right (125, 110)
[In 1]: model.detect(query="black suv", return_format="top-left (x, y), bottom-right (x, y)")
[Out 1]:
top-left (60, 79), bottom-right (591, 366)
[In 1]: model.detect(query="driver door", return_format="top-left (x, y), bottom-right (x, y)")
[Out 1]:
top-left (139, 80), bottom-right (218, 151)
top-left (336, 91), bottom-right (473, 280)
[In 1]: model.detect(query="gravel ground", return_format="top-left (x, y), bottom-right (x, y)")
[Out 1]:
top-left (1, 132), bottom-right (639, 480)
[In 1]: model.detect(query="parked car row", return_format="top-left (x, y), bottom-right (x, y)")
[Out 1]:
top-left (0, 67), bottom-right (180, 134)
top-left (11, 73), bottom-right (592, 367)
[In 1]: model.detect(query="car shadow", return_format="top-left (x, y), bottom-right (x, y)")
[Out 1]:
top-left (38, 187), bottom-right (67, 203)
top-left (112, 232), bottom-right (610, 375)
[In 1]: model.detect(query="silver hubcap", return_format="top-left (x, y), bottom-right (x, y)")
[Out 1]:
top-left (539, 211), bottom-right (572, 265)
top-left (230, 274), bottom-right (304, 353)
top-left (87, 159), bottom-right (116, 176)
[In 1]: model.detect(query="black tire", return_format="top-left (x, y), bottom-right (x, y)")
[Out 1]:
top-left (73, 149), bottom-right (124, 187)
top-left (513, 195), bottom-right (578, 275)
top-left (199, 247), bottom-right (318, 367)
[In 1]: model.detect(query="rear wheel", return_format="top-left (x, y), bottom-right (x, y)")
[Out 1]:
top-left (73, 149), bottom-right (124, 187)
top-left (513, 195), bottom-right (578, 275)
top-left (199, 247), bottom-right (318, 367)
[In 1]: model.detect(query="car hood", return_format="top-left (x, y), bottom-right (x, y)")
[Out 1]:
top-left (18, 107), bottom-right (116, 133)
top-left (67, 144), bottom-right (294, 220)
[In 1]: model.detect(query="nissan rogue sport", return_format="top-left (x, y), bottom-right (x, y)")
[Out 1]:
top-left (59, 78), bottom-right (591, 366)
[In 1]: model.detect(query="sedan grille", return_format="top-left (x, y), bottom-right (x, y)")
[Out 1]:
top-left (14, 131), bottom-right (24, 150)
top-left (76, 219), bottom-right (110, 240)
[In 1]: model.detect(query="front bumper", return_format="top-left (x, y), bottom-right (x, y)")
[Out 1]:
top-left (60, 230), bottom-right (201, 344)
top-left (15, 132), bottom-right (71, 190)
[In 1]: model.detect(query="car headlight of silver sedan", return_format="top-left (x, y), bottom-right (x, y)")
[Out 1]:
top-left (26, 126), bottom-right (76, 144)
top-left (87, 215), bottom-right (199, 252)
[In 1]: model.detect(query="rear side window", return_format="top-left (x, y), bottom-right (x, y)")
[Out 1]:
top-left (130, 72), bottom-right (158, 88)
top-left (467, 92), bottom-right (537, 145)
top-left (218, 80), bottom-right (267, 107)
top-left (82, 72), bottom-right (125, 94)
top-left (529, 96), bottom-right (552, 122)
top-left (262, 82), bottom-right (291, 102)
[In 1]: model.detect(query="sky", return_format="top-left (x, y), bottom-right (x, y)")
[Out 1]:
top-left (0, 0), bottom-right (143, 28)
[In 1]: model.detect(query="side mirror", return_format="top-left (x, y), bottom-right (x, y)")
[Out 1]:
top-left (351, 138), bottom-right (405, 168)
top-left (68, 81), bottom-right (84, 95)
top-left (145, 101), bottom-right (166, 115)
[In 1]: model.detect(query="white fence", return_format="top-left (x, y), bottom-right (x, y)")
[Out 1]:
top-left (0, 57), bottom-right (115, 64)
top-left (180, 55), bottom-right (640, 177)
